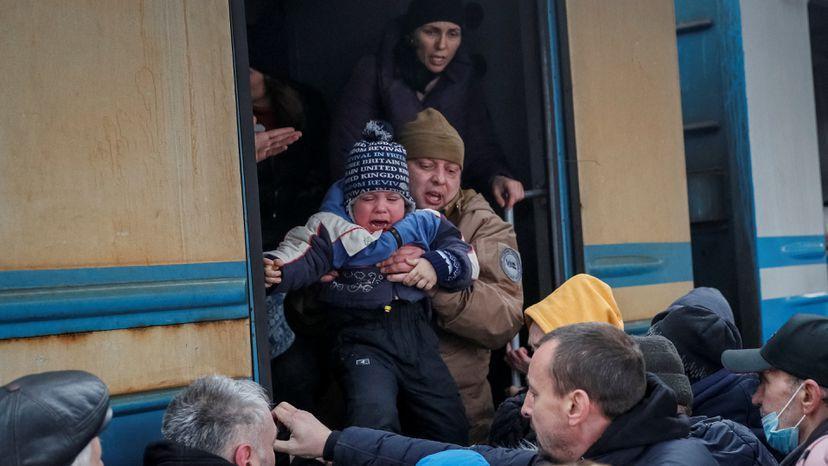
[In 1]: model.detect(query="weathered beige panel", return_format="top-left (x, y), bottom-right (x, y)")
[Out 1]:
top-left (566, 0), bottom-right (690, 245)
top-left (0, 320), bottom-right (252, 395)
top-left (614, 281), bottom-right (694, 322)
top-left (0, 1), bottom-right (245, 270)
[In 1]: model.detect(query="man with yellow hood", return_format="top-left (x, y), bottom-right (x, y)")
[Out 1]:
top-left (494, 273), bottom-right (624, 447)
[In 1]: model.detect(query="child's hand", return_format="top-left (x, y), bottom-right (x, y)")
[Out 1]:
top-left (264, 257), bottom-right (284, 288)
top-left (386, 258), bottom-right (436, 290)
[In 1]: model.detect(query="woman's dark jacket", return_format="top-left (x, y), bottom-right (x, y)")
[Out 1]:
top-left (329, 20), bottom-right (511, 194)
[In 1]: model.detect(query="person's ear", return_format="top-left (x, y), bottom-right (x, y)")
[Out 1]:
top-left (567, 389), bottom-right (591, 426)
top-left (801, 379), bottom-right (823, 415)
top-left (233, 444), bottom-right (254, 466)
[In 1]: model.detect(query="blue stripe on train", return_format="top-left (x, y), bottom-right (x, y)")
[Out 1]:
top-left (761, 293), bottom-right (828, 342)
top-left (100, 389), bottom-right (177, 466)
top-left (756, 235), bottom-right (826, 269)
top-left (0, 261), bottom-right (247, 290)
top-left (584, 242), bottom-right (693, 288)
top-left (0, 261), bottom-right (248, 339)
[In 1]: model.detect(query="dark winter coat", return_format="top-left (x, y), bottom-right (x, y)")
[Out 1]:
top-left (323, 426), bottom-right (539, 465)
top-left (582, 375), bottom-right (717, 465)
top-left (488, 391), bottom-right (534, 449)
top-left (143, 440), bottom-right (233, 465)
top-left (329, 20), bottom-right (511, 194)
top-left (692, 369), bottom-right (763, 437)
top-left (690, 415), bottom-right (778, 466)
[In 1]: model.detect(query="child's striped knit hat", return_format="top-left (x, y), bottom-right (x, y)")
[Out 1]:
top-left (343, 121), bottom-right (416, 214)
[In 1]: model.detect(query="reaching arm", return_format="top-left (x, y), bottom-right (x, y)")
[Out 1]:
top-left (335, 209), bottom-right (442, 267)
top-left (271, 402), bottom-right (537, 466)
top-left (328, 427), bottom-right (539, 466)
top-left (420, 217), bottom-right (479, 292)
top-left (266, 219), bottom-right (335, 293)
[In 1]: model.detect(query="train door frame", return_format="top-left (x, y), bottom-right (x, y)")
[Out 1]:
top-left (673, 0), bottom-right (762, 345)
top-left (548, 0), bottom-right (581, 283)
top-left (231, 0), bottom-right (273, 393)
top-left (538, 0), bottom-right (577, 287)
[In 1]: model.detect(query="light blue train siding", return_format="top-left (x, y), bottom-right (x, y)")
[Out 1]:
top-left (0, 261), bottom-right (250, 466)
top-left (757, 235), bottom-right (828, 341)
top-left (584, 242), bottom-right (694, 289)
top-left (0, 261), bottom-right (249, 339)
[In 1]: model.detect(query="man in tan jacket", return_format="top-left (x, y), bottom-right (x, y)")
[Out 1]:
top-left (380, 108), bottom-right (524, 442)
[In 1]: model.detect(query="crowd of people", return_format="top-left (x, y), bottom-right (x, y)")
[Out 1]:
top-left (2, 0), bottom-right (828, 465)
top-left (3, 307), bottom-right (827, 465)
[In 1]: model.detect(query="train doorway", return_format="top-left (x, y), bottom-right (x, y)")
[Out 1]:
top-left (812, 1), bottom-right (828, 239)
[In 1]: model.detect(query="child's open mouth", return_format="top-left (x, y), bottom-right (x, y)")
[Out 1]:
top-left (369, 220), bottom-right (390, 230)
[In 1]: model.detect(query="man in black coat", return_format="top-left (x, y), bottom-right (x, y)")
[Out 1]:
top-left (648, 287), bottom-right (763, 435)
top-left (273, 322), bottom-right (717, 465)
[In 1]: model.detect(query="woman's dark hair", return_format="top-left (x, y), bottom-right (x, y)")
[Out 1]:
top-left (393, 35), bottom-right (438, 94)
top-left (263, 75), bottom-right (305, 131)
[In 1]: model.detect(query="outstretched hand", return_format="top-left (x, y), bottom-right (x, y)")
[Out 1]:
top-left (272, 402), bottom-right (331, 460)
top-left (255, 126), bottom-right (302, 162)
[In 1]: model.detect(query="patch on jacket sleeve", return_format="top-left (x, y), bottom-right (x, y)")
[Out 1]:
top-left (500, 246), bottom-right (522, 282)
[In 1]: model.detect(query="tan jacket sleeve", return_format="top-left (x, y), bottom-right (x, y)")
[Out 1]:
top-left (431, 209), bottom-right (524, 350)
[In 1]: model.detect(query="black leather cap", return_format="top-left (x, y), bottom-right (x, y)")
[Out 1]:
top-left (0, 370), bottom-right (112, 466)
top-left (722, 313), bottom-right (828, 387)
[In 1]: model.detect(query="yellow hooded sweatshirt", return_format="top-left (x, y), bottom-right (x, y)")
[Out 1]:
top-left (524, 273), bottom-right (624, 332)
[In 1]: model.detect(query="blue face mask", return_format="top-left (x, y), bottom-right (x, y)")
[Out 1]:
top-left (762, 382), bottom-right (806, 454)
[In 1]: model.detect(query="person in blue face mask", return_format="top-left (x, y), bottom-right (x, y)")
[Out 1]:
top-left (722, 314), bottom-right (828, 465)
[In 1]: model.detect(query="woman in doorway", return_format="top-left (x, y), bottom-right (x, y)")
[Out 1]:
top-left (329, 0), bottom-right (524, 209)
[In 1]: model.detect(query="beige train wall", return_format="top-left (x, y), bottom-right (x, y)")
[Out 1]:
top-left (0, 0), bottom-right (254, 409)
top-left (0, 0), bottom-right (245, 270)
top-left (564, 0), bottom-right (694, 322)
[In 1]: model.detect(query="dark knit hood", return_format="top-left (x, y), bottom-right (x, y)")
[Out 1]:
top-left (649, 287), bottom-right (742, 382)
top-left (584, 374), bottom-right (691, 461)
top-left (143, 440), bottom-right (234, 466)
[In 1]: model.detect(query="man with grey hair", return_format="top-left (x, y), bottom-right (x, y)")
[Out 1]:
top-left (143, 375), bottom-right (277, 466)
